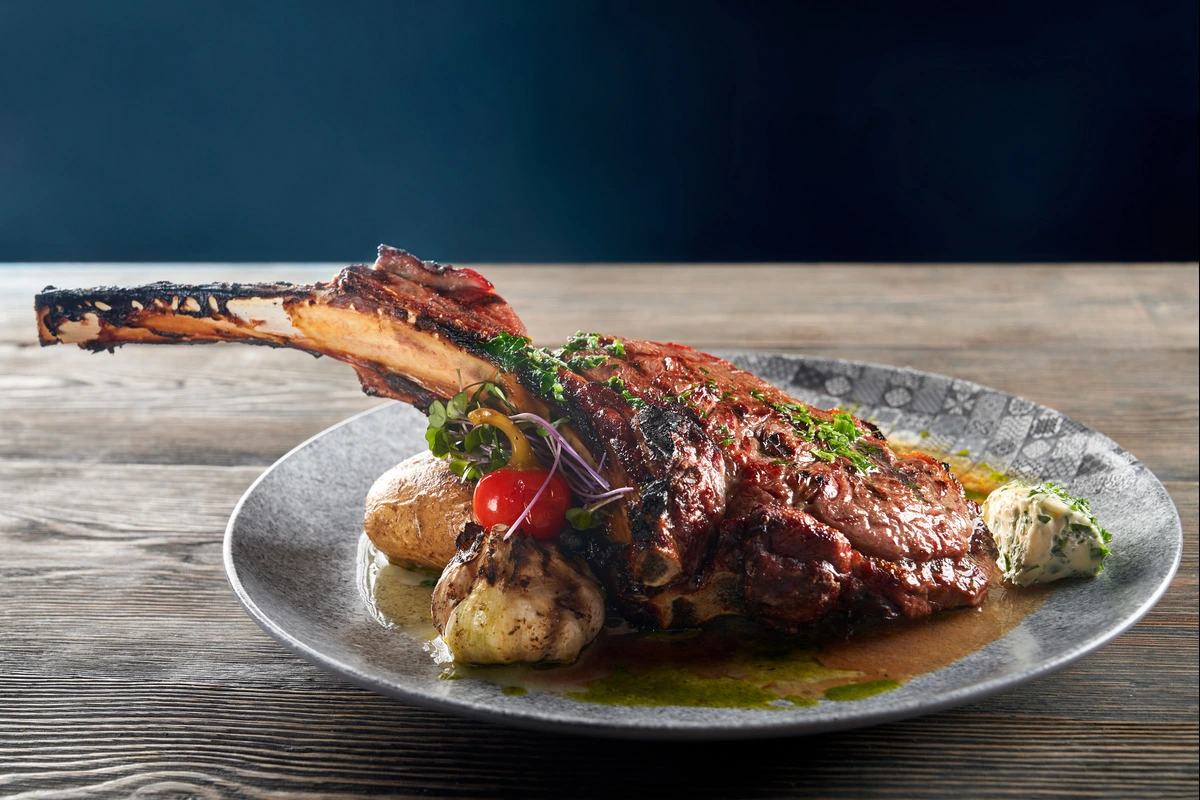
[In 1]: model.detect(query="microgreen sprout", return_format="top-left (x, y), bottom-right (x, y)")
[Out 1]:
top-left (425, 381), bottom-right (515, 480)
top-left (424, 379), bottom-right (633, 535)
top-left (512, 412), bottom-right (634, 528)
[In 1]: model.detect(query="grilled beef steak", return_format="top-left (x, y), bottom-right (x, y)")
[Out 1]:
top-left (547, 337), bottom-right (995, 629)
top-left (36, 245), bottom-right (995, 631)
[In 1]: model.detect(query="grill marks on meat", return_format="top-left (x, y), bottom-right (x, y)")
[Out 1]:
top-left (35, 247), bottom-right (995, 632)
top-left (565, 337), bottom-right (994, 630)
top-left (559, 375), bottom-right (727, 593)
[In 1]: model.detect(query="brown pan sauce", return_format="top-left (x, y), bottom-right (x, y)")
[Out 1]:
top-left (359, 440), bottom-right (1047, 708)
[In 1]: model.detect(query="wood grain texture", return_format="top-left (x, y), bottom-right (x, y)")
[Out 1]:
top-left (1, 263), bottom-right (1196, 799)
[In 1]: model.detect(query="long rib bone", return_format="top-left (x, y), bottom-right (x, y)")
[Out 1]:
top-left (36, 246), bottom-right (536, 411)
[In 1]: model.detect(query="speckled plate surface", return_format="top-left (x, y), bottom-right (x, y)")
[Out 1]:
top-left (223, 353), bottom-right (1182, 740)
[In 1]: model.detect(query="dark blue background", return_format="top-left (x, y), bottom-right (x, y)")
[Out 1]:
top-left (1, 1), bottom-right (1196, 262)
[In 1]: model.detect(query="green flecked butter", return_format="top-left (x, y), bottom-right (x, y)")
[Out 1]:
top-left (501, 685), bottom-right (528, 696)
top-left (981, 480), bottom-right (1112, 585)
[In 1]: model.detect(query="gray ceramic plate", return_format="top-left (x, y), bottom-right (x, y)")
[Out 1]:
top-left (223, 353), bottom-right (1182, 740)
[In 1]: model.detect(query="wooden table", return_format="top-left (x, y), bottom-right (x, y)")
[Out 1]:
top-left (2, 263), bottom-right (1196, 799)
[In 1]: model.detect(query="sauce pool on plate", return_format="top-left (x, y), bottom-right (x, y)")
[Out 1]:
top-left (356, 443), bottom-right (1048, 709)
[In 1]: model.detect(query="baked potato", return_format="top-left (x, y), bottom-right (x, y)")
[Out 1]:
top-left (364, 451), bottom-right (474, 570)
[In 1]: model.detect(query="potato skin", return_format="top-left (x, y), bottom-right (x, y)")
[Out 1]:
top-left (364, 451), bottom-right (474, 571)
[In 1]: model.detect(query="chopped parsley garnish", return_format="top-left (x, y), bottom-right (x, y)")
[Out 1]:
top-left (560, 331), bottom-right (601, 354)
top-left (479, 334), bottom-right (868, 474)
top-left (480, 331), bottom-right (642, 408)
top-left (568, 354), bottom-right (608, 371)
top-left (561, 331), bottom-right (626, 358)
top-left (622, 390), bottom-right (647, 408)
top-left (715, 423), bottom-right (734, 446)
top-left (476, 332), bottom-right (569, 401)
top-left (475, 331), bottom-right (532, 372)
top-left (749, 388), bottom-right (875, 473)
top-left (479, 331), bottom-right (618, 403)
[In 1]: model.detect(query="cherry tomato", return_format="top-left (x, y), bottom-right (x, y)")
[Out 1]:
top-left (473, 469), bottom-right (572, 539)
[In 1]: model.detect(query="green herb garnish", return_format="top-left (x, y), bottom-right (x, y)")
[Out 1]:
top-left (478, 331), bottom-right (625, 404)
top-left (749, 388), bottom-right (874, 474)
top-left (1027, 481), bottom-right (1113, 545)
top-left (565, 506), bottom-right (595, 530)
top-left (477, 332), bottom-right (570, 402)
top-left (561, 331), bottom-right (601, 354)
top-left (622, 390), bottom-right (647, 409)
top-left (424, 381), bottom-right (514, 480)
top-left (715, 423), bottom-right (734, 447)
top-left (568, 354), bottom-right (608, 371)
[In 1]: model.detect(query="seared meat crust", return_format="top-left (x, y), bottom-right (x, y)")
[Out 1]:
top-left (558, 337), bottom-right (993, 630)
top-left (35, 247), bottom-right (995, 631)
